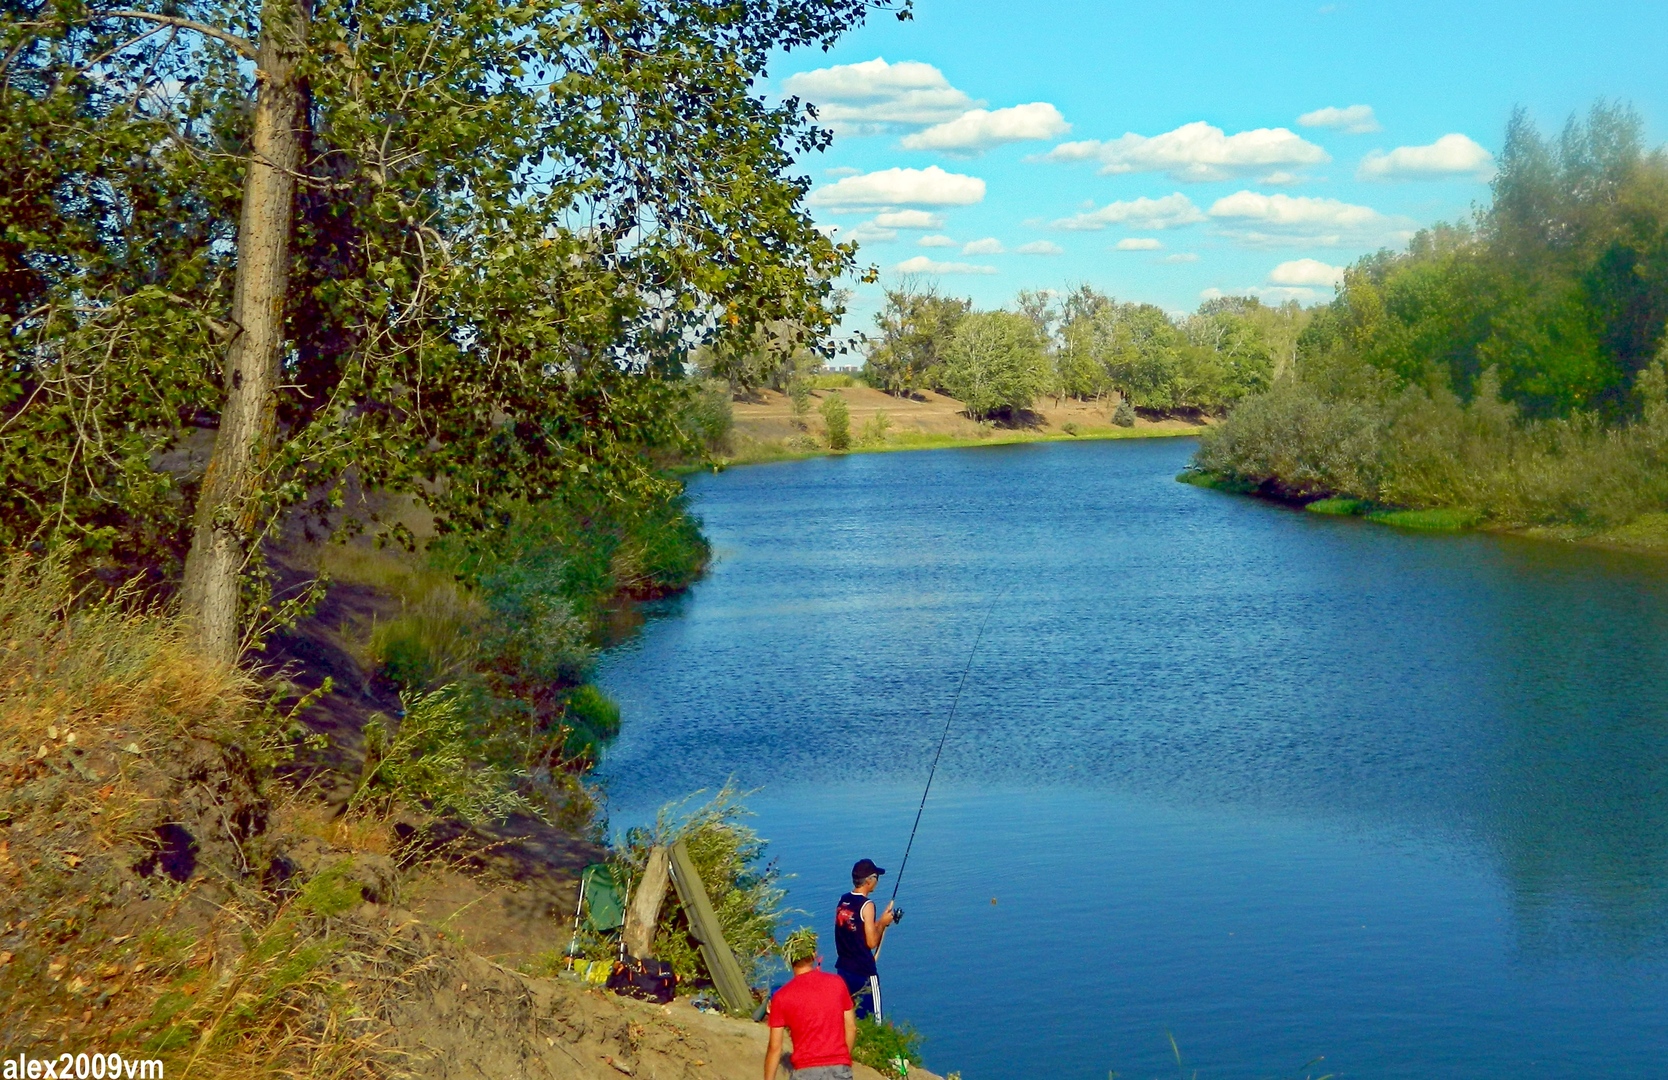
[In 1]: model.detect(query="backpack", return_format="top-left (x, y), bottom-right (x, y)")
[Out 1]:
top-left (607, 956), bottom-right (676, 1004)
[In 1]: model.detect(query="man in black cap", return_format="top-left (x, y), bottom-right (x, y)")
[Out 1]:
top-left (833, 857), bottom-right (897, 1020)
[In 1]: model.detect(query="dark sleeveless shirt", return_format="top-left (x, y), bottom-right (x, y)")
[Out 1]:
top-left (833, 891), bottom-right (876, 977)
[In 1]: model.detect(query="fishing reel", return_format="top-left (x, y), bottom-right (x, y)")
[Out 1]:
top-left (890, 907), bottom-right (904, 924)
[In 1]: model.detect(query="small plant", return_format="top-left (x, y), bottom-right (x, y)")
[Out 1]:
top-left (820, 393), bottom-right (851, 451)
top-left (1112, 397), bottom-right (1136, 427)
top-left (1062, 421), bottom-right (1079, 437)
top-left (859, 409), bottom-right (893, 447)
top-left (853, 1016), bottom-right (923, 1079)
top-left (788, 380), bottom-right (812, 428)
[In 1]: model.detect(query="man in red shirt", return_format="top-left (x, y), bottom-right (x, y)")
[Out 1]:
top-left (765, 929), bottom-right (856, 1080)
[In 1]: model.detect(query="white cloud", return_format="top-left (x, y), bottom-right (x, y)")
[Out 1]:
top-left (1163, 253), bottom-right (1200, 263)
top-left (918, 234), bottom-right (958, 247)
top-left (1115, 238), bottom-right (1163, 251)
top-left (1297, 104), bottom-right (1381, 134)
top-left (962, 237), bottom-right (1005, 255)
top-left (847, 222), bottom-right (898, 244)
top-left (901, 102), bottom-right (1069, 154)
top-left (1016, 240), bottom-right (1063, 255)
top-left (1268, 258), bottom-right (1345, 287)
top-left (1357, 134), bottom-right (1495, 181)
top-left (809, 166), bottom-right (986, 209)
top-left (825, 166), bottom-right (862, 177)
top-left (1202, 285), bottom-right (1325, 303)
top-left (1053, 193), bottom-right (1205, 231)
top-left (1260, 171), bottom-right (1306, 185)
top-left (1044, 121), bottom-right (1329, 182)
top-left (783, 58), bottom-right (978, 136)
top-left (893, 255), bottom-right (998, 275)
top-left (873, 209), bottom-right (944, 229)
top-left (1207, 190), bottom-right (1398, 245)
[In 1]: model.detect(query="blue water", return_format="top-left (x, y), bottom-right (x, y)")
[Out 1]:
top-left (592, 438), bottom-right (1668, 1079)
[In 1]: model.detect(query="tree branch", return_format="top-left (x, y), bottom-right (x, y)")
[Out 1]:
top-left (103, 11), bottom-right (257, 61)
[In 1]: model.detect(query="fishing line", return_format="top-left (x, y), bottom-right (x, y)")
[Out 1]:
top-left (888, 587), bottom-right (1006, 909)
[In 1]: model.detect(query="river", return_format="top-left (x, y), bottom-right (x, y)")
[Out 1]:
top-left (593, 436), bottom-right (1668, 1079)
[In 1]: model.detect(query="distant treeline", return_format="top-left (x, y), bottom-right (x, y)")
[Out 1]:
top-left (1195, 102), bottom-right (1668, 530)
top-left (860, 284), bottom-right (1309, 420)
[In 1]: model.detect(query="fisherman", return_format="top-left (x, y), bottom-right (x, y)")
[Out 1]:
top-left (765, 928), bottom-right (856, 1080)
top-left (833, 857), bottom-right (897, 1020)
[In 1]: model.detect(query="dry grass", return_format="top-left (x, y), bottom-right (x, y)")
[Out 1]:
top-left (0, 553), bottom-right (406, 1078)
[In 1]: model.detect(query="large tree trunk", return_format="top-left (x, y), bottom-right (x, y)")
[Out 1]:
top-left (179, 0), bottom-right (309, 664)
top-left (623, 845), bottom-right (672, 960)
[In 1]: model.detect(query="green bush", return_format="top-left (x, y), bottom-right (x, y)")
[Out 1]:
top-left (853, 1017), bottom-right (923, 1079)
top-left (1196, 356), bottom-right (1668, 528)
top-left (619, 784), bottom-right (787, 988)
top-left (788, 380), bottom-right (812, 428)
top-left (859, 410), bottom-right (893, 447)
top-left (683, 379), bottom-right (735, 456)
top-left (1112, 397), bottom-right (1136, 427)
top-left (820, 394), bottom-right (851, 451)
top-left (350, 686), bottom-right (541, 825)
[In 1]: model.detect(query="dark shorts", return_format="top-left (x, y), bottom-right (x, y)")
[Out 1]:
top-left (836, 969), bottom-right (881, 1020)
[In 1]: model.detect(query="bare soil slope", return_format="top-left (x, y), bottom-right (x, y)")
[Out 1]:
top-left (732, 385), bottom-right (1207, 445)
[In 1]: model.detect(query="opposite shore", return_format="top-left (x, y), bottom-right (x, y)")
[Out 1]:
top-left (714, 383), bottom-right (1668, 559)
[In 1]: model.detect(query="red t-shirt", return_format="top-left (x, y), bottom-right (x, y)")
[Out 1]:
top-left (768, 969), bottom-right (854, 1069)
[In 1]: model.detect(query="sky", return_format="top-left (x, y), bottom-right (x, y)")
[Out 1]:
top-left (764, 0), bottom-right (1668, 351)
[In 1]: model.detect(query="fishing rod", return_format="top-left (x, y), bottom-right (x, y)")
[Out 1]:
top-left (887, 590), bottom-right (1006, 918)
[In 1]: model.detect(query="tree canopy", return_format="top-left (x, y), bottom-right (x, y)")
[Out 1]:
top-left (1301, 101), bottom-right (1668, 419)
top-left (1, 0), bottom-right (906, 657)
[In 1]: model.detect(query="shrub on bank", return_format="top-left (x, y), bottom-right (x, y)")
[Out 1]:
top-left (617, 785), bottom-right (788, 989)
top-left (820, 394), bottom-right (852, 451)
top-left (853, 1017), bottom-right (924, 1079)
top-left (1194, 357), bottom-right (1668, 529)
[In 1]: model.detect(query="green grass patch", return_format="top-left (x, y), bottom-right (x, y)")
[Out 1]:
top-left (1367, 507), bottom-right (1482, 531)
top-left (1306, 497), bottom-right (1368, 516)
top-left (1176, 469), bottom-right (1258, 493)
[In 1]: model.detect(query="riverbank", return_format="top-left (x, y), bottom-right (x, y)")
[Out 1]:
top-left (1182, 469), bottom-right (1668, 556)
top-left (723, 385), bottom-right (1207, 465)
top-left (0, 462), bottom-right (916, 1078)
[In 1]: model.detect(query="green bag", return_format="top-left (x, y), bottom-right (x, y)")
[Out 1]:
top-left (581, 863), bottom-right (625, 933)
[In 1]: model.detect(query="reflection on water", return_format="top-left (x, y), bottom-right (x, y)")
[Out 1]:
top-left (595, 438), bottom-right (1668, 1078)
top-left (1479, 542), bottom-right (1668, 958)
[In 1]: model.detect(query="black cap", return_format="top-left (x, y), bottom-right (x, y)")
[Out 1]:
top-left (852, 858), bottom-right (886, 883)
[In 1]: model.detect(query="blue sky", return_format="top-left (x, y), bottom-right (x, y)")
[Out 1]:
top-left (766, 0), bottom-right (1668, 349)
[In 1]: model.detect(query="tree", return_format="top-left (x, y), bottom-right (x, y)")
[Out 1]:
top-left (1055, 286), bottom-right (1115, 401)
top-left (1, 0), bottom-right (907, 663)
top-left (863, 278), bottom-right (969, 394)
top-left (940, 311), bottom-right (1048, 419)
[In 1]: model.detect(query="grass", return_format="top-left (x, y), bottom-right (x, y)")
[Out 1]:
top-left (0, 553), bottom-right (402, 1078)
top-left (1306, 497), bottom-right (1368, 516)
top-left (1367, 507), bottom-right (1483, 531)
